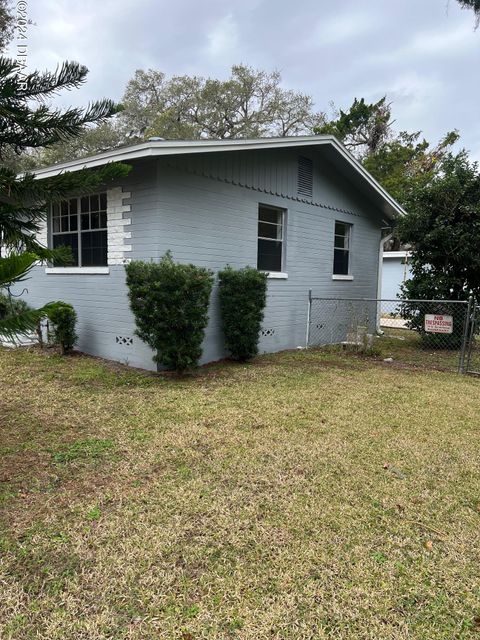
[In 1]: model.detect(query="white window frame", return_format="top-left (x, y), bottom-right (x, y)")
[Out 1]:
top-left (50, 193), bottom-right (108, 270)
top-left (332, 221), bottom-right (353, 280)
top-left (257, 204), bottom-right (287, 276)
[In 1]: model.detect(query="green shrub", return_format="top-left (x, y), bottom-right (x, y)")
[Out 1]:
top-left (218, 266), bottom-right (268, 361)
top-left (125, 252), bottom-right (214, 372)
top-left (0, 291), bottom-right (31, 320)
top-left (47, 302), bottom-right (78, 354)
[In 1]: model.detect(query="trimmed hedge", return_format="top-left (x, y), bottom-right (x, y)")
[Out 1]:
top-left (218, 266), bottom-right (268, 361)
top-left (125, 252), bottom-right (214, 372)
top-left (47, 302), bottom-right (78, 354)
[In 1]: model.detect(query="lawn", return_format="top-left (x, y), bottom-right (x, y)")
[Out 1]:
top-left (1, 345), bottom-right (479, 639)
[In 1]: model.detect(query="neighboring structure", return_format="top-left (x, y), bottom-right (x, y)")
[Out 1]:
top-left (381, 251), bottom-right (412, 300)
top-left (19, 136), bottom-right (405, 370)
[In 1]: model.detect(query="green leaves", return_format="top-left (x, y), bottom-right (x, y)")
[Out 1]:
top-left (218, 266), bottom-right (268, 361)
top-left (0, 302), bottom-right (57, 342)
top-left (398, 151), bottom-right (480, 303)
top-left (0, 252), bottom-right (39, 287)
top-left (0, 57), bottom-right (119, 151)
top-left (0, 252), bottom-right (75, 342)
top-left (125, 253), bottom-right (214, 372)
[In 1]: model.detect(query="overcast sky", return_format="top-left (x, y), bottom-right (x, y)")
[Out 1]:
top-left (8, 0), bottom-right (480, 157)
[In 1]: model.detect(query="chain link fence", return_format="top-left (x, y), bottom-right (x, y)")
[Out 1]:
top-left (306, 295), bottom-right (476, 373)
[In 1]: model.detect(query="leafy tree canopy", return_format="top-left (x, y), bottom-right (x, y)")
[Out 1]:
top-left (398, 151), bottom-right (480, 301)
top-left (28, 65), bottom-right (326, 166)
top-left (0, 0), bottom-right (14, 52)
top-left (314, 97), bottom-right (393, 158)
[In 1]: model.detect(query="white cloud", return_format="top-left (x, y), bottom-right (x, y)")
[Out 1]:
top-left (311, 13), bottom-right (375, 46)
top-left (204, 14), bottom-right (239, 60)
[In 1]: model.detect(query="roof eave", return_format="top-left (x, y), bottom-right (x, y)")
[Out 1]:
top-left (29, 135), bottom-right (405, 219)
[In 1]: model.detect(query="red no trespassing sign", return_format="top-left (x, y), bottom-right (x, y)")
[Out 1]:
top-left (424, 314), bottom-right (453, 334)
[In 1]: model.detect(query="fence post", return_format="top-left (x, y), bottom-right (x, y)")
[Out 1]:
top-left (465, 302), bottom-right (478, 374)
top-left (305, 289), bottom-right (312, 349)
top-left (459, 296), bottom-right (473, 373)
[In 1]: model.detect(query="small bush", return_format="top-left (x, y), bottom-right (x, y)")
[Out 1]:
top-left (218, 266), bottom-right (268, 361)
top-left (125, 252), bottom-right (214, 372)
top-left (47, 302), bottom-right (78, 354)
top-left (0, 291), bottom-right (31, 320)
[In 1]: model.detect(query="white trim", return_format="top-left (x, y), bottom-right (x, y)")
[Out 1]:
top-left (266, 272), bottom-right (288, 279)
top-left (45, 267), bottom-right (110, 275)
top-left (332, 274), bottom-right (354, 281)
top-left (107, 187), bottom-right (132, 265)
top-left (383, 251), bottom-right (411, 259)
top-left (27, 135), bottom-right (405, 220)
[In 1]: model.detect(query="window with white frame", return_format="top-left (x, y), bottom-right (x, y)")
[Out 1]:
top-left (257, 204), bottom-right (285, 272)
top-left (333, 221), bottom-right (352, 275)
top-left (51, 193), bottom-right (108, 266)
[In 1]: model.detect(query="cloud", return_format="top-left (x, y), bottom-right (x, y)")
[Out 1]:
top-left (5, 0), bottom-right (480, 158)
top-left (311, 12), bottom-right (376, 46)
top-left (204, 14), bottom-right (239, 60)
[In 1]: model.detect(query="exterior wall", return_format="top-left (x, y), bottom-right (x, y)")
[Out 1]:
top-left (18, 148), bottom-right (385, 370)
top-left (381, 255), bottom-right (412, 300)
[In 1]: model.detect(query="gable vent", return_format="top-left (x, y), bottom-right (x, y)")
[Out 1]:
top-left (297, 156), bottom-right (313, 199)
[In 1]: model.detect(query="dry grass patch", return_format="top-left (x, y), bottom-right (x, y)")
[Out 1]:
top-left (0, 346), bottom-right (479, 639)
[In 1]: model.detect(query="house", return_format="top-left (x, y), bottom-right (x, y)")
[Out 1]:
top-left (381, 250), bottom-right (412, 300)
top-left (22, 136), bottom-right (405, 370)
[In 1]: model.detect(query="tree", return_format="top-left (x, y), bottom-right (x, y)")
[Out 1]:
top-left (123, 65), bottom-right (324, 140)
top-left (0, 0), bottom-right (14, 52)
top-left (0, 56), bottom-right (130, 338)
top-left (363, 130), bottom-right (459, 206)
top-left (27, 64), bottom-right (325, 167)
top-left (457, 0), bottom-right (480, 27)
top-left (314, 97), bottom-right (394, 159)
top-left (397, 151), bottom-right (480, 303)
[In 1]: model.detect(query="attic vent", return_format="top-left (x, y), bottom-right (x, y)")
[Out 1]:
top-left (297, 156), bottom-right (313, 199)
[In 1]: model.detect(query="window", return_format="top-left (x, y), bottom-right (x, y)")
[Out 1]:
top-left (52, 193), bottom-right (108, 267)
top-left (333, 221), bottom-right (352, 275)
top-left (257, 205), bottom-right (285, 272)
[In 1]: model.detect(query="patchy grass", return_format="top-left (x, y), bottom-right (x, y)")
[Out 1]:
top-left (375, 328), bottom-right (464, 370)
top-left (0, 346), bottom-right (480, 639)
top-left (51, 438), bottom-right (115, 464)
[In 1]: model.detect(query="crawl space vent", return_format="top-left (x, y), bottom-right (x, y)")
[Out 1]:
top-left (261, 328), bottom-right (275, 337)
top-left (297, 156), bottom-right (313, 199)
top-left (116, 336), bottom-right (133, 346)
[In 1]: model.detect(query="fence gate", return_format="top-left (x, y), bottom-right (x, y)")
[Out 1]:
top-left (465, 303), bottom-right (480, 376)
top-left (306, 293), bottom-right (476, 374)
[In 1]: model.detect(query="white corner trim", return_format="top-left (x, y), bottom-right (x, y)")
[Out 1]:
top-left (383, 251), bottom-right (411, 259)
top-left (332, 274), bottom-right (354, 281)
top-left (265, 272), bottom-right (288, 279)
top-left (107, 187), bottom-right (132, 265)
top-left (45, 267), bottom-right (110, 275)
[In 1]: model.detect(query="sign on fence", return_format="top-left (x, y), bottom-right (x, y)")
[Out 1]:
top-left (424, 314), bottom-right (453, 334)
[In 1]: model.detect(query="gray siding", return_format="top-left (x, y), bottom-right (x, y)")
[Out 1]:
top-left (19, 147), bottom-right (385, 370)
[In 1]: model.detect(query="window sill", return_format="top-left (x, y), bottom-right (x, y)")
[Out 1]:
top-left (45, 267), bottom-right (110, 275)
top-left (332, 274), bottom-right (353, 281)
top-left (265, 272), bottom-right (288, 279)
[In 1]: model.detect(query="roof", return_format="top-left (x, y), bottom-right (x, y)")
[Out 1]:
top-left (32, 135), bottom-right (406, 220)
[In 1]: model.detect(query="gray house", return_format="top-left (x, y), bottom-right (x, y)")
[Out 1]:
top-left (24, 136), bottom-right (405, 370)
